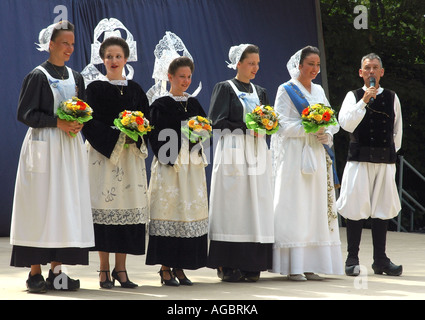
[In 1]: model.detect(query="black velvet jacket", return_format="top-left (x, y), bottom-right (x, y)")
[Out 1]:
top-left (82, 80), bottom-right (149, 158)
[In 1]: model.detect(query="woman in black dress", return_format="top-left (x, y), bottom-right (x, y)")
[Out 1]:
top-left (10, 21), bottom-right (94, 293)
top-left (146, 57), bottom-right (208, 286)
top-left (207, 44), bottom-right (274, 282)
top-left (82, 37), bottom-right (150, 289)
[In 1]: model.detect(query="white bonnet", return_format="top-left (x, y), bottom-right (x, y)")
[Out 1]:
top-left (226, 43), bottom-right (251, 70)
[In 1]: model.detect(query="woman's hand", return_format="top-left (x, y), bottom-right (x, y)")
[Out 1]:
top-left (57, 118), bottom-right (83, 137)
top-left (125, 135), bottom-right (136, 144)
top-left (248, 129), bottom-right (265, 138)
top-left (313, 127), bottom-right (331, 145)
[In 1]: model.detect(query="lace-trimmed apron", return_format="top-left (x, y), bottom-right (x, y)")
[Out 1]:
top-left (10, 66), bottom-right (94, 248)
top-left (208, 80), bottom-right (274, 243)
top-left (148, 97), bottom-right (209, 239)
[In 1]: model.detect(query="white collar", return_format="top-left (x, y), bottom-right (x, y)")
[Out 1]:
top-left (164, 91), bottom-right (190, 101)
top-left (108, 78), bottom-right (128, 86)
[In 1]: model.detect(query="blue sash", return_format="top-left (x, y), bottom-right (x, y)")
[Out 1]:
top-left (283, 82), bottom-right (340, 187)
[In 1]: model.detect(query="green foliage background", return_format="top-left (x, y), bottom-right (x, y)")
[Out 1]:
top-left (320, 0), bottom-right (425, 230)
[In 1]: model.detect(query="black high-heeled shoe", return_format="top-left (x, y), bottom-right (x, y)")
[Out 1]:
top-left (173, 268), bottom-right (193, 286)
top-left (159, 268), bottom-right (180, 286)
top-left (112, 269), bottom-right (138, 288)
top-left (98, 270), bottom-right (114, 289)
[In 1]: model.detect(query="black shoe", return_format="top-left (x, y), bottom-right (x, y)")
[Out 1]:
top-left (112, 269), bottom-right (138, 288)
top-left (372, 261), bottom-right (402, 276)
top-left (98, 270), bottom-right (114, 289)
top-left (45, 269), bottom-right (80, 291)
top-left (243, 271), bottom-right (260, 282)
top-left (221, 268), bottom-right (244, 282)
top-left (26, 272), bottom-right (47, 293)
top-left (173, 268), bottom-right (193, 286)
top-left (159, 269), bottom-right (180, 286)
top-left (345, 265), bottom-right (361, 276)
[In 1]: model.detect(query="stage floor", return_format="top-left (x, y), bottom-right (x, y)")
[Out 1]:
top-left (1, 228), bottom-right (425, 300)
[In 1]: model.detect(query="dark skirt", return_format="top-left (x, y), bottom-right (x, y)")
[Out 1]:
top-left (92, 223), bottom-right (146, 255)
top-left (146, 234), bottom-right (207, 270)
top-left (10, 246), bottom-right (90, 268)
top-left (207, 240), bottom-right (273, 272)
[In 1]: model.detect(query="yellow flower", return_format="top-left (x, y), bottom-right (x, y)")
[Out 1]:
top-left (313, 114), bottom-right (322, 122)
top-left (121, 117), bottom-right (131, 126)
top-left (266, 120), bottom-right (274, 130)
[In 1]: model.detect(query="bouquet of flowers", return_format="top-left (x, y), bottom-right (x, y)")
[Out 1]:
top-left (245, 105), bottom-right (279, 135)
top-left (57, 97), bottom-right (93, 136)
top-left (113, 110), bottom-right (153, 144)
top-left (181, 115), bottom-right (213, 143)
top-left (301, 103), bottom-right (338, 133)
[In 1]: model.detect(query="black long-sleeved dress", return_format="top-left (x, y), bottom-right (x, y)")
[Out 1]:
top-left (207, 78), bottom-right (274, 275)
top-left (146, 94), bottom-right (208, 269)
top-left (10, 61), bottom-right (94, 267)
top-left (82, 79), bottom-right (150, 255)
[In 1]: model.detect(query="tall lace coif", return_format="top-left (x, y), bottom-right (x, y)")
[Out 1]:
top-left (147, 31), bottom-right (201, 104)
top-left (81, 18), bottom-right (137, 86)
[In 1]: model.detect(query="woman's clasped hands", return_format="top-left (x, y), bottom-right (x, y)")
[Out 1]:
top-left (312, 127), bottom-right (331, 145)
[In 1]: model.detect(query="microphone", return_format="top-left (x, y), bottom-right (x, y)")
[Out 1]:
top-left (369, 77), bottom-right (376, 104)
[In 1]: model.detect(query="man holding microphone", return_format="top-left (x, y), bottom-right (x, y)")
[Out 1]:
top-left (336, 53), bottom-right (403, 277)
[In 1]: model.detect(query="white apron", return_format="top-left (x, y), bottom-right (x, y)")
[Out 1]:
top-left (208, 81), bottom-right (274, 243)
top-left (149, 138), bottom-right (209, 238)
top-left (87, 132), bottom-right (149, 225)
top-left (10, 66), bottom-right (95, 248)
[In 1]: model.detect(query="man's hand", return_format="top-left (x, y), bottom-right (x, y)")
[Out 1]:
top-left (362, 86), bottom-right (377, 104)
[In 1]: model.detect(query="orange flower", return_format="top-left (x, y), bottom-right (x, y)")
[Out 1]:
top-left (302, 107), bottom-right (310, 116)
top-left (77, 100), bottom-right (87, 110)
top-left (203, 124), bottom-right (212, 131)
top-left (135, 116), bottom-right (144, 125)
top-left (188, 119), bottom-right (196, 128)
top-left (322, 111), bottom-right (331, 122)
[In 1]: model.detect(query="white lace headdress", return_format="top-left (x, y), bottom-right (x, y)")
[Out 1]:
top-left (36, 21), bottom-right (75, 52)
top-left (147, 31), bottom-right (201, 104)
top-left (35, 23), bottom-right (56, 52)
top-left (286, 48), bottom-right (320, 79)
top-left (81, 18), bottom-right (137, 86)
top-left (226, 44), bottom-right (251, 70)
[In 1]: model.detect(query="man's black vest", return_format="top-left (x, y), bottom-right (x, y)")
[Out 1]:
top-left (347, 88), bottom-right (397, 164)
